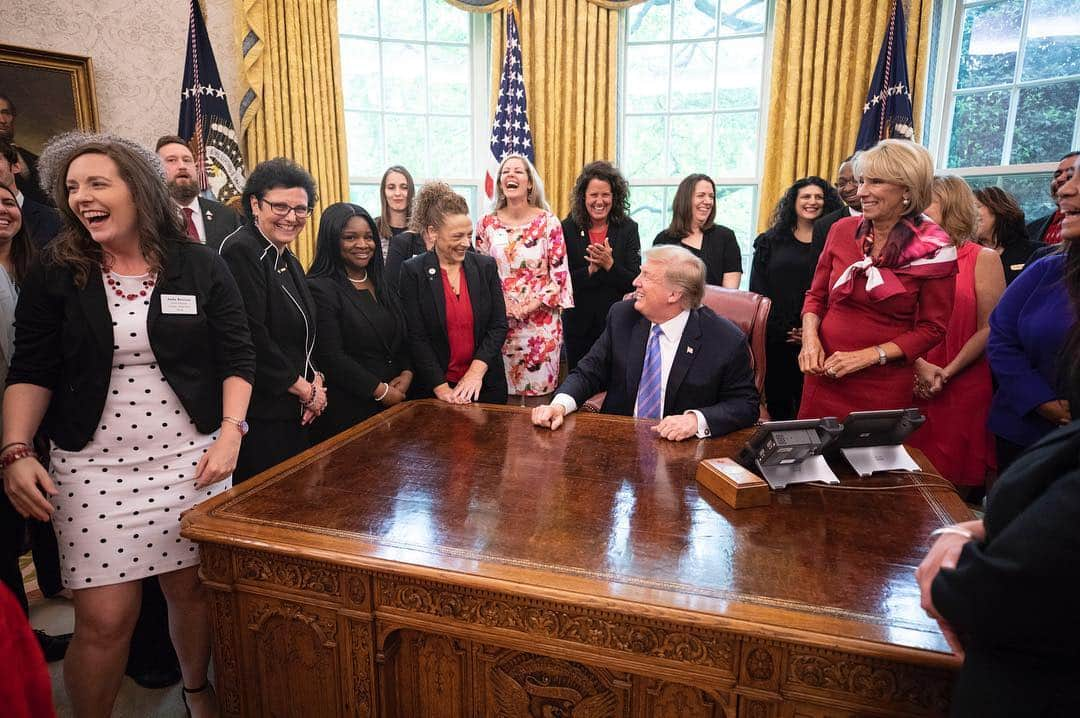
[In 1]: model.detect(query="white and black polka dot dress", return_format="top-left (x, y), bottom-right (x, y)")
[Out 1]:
top-left (49, 271), bottom-right (226, 588)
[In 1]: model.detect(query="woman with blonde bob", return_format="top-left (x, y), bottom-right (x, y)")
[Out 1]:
top-left (798, 139), bottom-right (958, 420)
top-left (474, 154), bottom-right (572, 403)
top-left (908, 176), bottom-right (1005, 495)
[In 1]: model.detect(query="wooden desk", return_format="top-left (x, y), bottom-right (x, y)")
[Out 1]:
top-left (182, 400), bottom-right (971, 717)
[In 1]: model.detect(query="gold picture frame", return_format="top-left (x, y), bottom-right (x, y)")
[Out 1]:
top-left (0, 43), bottom-right (99, 155)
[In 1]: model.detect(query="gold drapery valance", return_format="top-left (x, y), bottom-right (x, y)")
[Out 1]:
top-left (756, 0), bottom-right (933, 231)
top-left (237, 0), bottom-right (350, 266)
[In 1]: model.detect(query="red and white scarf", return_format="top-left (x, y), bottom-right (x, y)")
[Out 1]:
top-left (831, 216), bottom-right (957, 303)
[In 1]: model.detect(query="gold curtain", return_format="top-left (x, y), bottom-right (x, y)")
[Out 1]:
top-left (488, 2), bottom-right (620, 218)
top-left (237, 0), bottom-right (350, 266)
top-left (756, 0), bottom-right (933, 231)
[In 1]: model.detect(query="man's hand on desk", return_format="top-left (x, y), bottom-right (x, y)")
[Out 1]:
top-left (651, 413), bottom-right (698, 441)
top-left (531, 403), bottom-right (567, 430)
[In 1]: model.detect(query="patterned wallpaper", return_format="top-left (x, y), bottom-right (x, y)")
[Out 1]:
top-left (0, 0), bottom-right (240, 150)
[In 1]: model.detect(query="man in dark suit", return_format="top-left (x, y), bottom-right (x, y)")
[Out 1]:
top-left (155, 135), bottom-right (242, 250)
top-left (0, 93), bottom-right (51, 207)
top-left (0, 139), bottom-right (60, 248)
top-left (813, 154), bottom-right (862, 245)
top-left (532, 245), bottom-right (759, 440)
top-left (1025, 150), bottom-right (1078, 246)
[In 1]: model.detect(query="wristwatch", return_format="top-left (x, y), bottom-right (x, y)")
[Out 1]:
top-left (221, 416), bottom-right (249, 436)
top-left (874, 345), bottom-right (887, 365)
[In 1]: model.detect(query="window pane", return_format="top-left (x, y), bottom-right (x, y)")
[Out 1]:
top-left (628, 0), bottom-right (672, 43)
top-left (345, 111), bottom-right (384, 177)
top-left (669, 113), bottom-right (712, 175)
top-left (426, 0), bottom-right (469, 44)
top-left (670, 42), bottom-right (715, 111)
top-left (349, 183), bottom-right (381, 213)
top-left (624, 116), bottom-right (668, 178)
top-left (719, 0), bottom-right (766, 35)
top-left (999, 172), bottom-right (1056, 220)
top-left (338, 0), bottom-right (378, 37)
top-left (382, 42), bottom-right (427, 112)
top-left (427, 45), bottom-right (471, 113)
top-left (716, 37), bottom-right (763, 109)
top-left (947, 90), bottom-right (1010, 167)
top-left (340, 38), bottom-right (381, 111)
top-left (715, 185), bottom-right (754, 253)
top-left (673, 0), bottom-right (716, 40)
top-left (713, 111), bottom-right (758, 177)
top-left (628, 185), bottom-right (668, 248)
top-left (429, 116), bottom-right (471, 178)
top-left (956, 0), bottom-right (1024, 89)
top-left (625, 44), bottom-right (670, 112)
top-left (1011, 81), bottom-right (1080, 164)
top-left (384, 114), bottom-right (428, 176)
top-left (1021, 0), bottom-right (1080, 81)
top-left (379, 0), bottom-right (424, 41)
top-left (451, 185), bottom-right (479, 219)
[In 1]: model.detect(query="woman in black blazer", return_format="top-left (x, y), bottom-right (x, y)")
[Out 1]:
top-left (2, 133), bottom-right (254, 717)
top-left (972, 186), bottom-right (1040, 285)
top-left (307, 203), bottom-right (412, 443)
top-left (384, 228), bottom-right (426, 297)
top-left (653, 173), bottom-right (742, 287)
top-left (561, 161), bottom-right (641, 370)
top-left (398, 183), bottom-right (507, 404)
top-left (219, 158), bottom-right (326, 483)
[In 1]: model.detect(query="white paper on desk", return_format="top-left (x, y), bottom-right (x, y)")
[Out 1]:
top-left (841, 445), bottom-right (920, 477)
top-left (757, 454), bottom-right (840, 490)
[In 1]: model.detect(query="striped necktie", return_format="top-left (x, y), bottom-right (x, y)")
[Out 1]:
top-left (636, 325), bottom-right (663, 419)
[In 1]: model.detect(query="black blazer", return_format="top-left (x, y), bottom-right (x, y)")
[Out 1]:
top-left (307, 275), bottom-right (410, 439)
top-left (812, 206), bottom-right (856, 246)
top-left (384, 230), bottom-right (426, 297)
top-left (932, 420), bottom-right (1080, 716)
top-left (558, 300), bottom-right (760, 436)
top-left (561, 216), bottom-right (640, 328)
top-left (219, 224), bottom-right (318, 420)
top-left (399, 251), bottom-right (508, 402)
top-left (13, 144), bottom-right (51, 207)
top-left (7, 241), bottom-right (255, 450)
top-left (653, 224), bottom-right (742, 285)
top-left (1024, 212), bottom-right (1055, 245)
top-left (20, 197), bottom-right (61, 249)
top-left (197, 197), bottom-right (244, 251)
top-left (998, 236), bottom-right (1042, 285)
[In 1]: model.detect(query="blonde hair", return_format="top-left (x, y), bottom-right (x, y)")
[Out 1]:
top-left (645, 245), bottom-right (706, 309)
top-left (930, 175), bottom-right (978, 246)
top-left (855, 139), bottom-right (934, 218)
top-left (493, 154), bottom-right (550, 212)
top-left (409, 181), bottom-right (469, 234)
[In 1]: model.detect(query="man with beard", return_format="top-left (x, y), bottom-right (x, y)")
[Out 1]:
top-left (155, 135), bottom-right (241, 250)
top-left (0, 92), bottom-right (51, 207)
top-left (812, 154), bottom-right (862, 245)
top-left (1026, 150), bottom-right (1078, 246)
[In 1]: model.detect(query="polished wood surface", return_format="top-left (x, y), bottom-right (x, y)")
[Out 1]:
top-left (184, 400), bottom-right (971, 717)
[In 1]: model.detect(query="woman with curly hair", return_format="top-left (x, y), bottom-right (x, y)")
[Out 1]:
top-left (560, 161), bottom-right (641, 370)
top-left (972, 186), bottom-right (1039, 285)
top-left (749, 176), bottom-right (842, 419)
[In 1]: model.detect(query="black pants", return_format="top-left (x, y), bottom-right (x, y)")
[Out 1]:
top-left (764, 340), bottom-right (803, 421)
top-left (1, 493), bottom-right (29, 616)
top-left (234, 418), bottom-right (310, 484)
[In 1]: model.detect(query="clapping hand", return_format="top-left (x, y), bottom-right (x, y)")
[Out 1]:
top-left (585, 240), bottom-right (614, 274)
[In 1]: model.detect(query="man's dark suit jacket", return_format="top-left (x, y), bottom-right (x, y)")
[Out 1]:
top-left (20, 196), bottom-right (61, 249)
top-left (6, 240), bottom-right (255, 450)
top-left (399, 250), bottom-right (508, 403)
top-left (196, 197), bottom-right (243, 251)
top-left (558, 300), bottom-right (760, 436)
top-left (13, 145), bottom-right (51, 207)
top-left (1024, 212), bottom-right (1055, 245)
top-left (812, 206), bottom-right (855, 246)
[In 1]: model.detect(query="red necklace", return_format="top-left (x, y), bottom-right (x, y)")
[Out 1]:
top-left (105, 271), bottom-right (155, 301)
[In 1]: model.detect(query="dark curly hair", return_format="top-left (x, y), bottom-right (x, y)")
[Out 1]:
top-left (768, 176), bottom-right (843, 232)
top-left (569, 161), bottom-right (630, 229)
top-left (972, 186), bottom-right (1027, 251)
top-left (241, 157), bottom-right (317, 224)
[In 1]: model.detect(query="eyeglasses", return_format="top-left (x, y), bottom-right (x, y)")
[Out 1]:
top-left (257, 197), bottom-right (313, 218)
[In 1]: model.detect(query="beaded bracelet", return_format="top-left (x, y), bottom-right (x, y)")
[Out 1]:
top-left (0, 441), bottom-right (30, 455)
top-left (0, 446), bottom-right (38, 470)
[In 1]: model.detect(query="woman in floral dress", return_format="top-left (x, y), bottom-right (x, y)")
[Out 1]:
top-left (475, 154), bottom-right (573, 402)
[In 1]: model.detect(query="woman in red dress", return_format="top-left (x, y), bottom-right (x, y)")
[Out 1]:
top-left (798, 140), bottom-right (958, 420)
top-left (908, 176), bottom-right (1005, 496)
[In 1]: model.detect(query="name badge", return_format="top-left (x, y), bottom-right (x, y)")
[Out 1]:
top-left (161, 294), bottom-right (198, 315)
top-left (1009, 263), bottom-right (1025, 271)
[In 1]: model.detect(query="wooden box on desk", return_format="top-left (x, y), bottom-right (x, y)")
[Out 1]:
top-left (695, 456), bottom-right (771, 508)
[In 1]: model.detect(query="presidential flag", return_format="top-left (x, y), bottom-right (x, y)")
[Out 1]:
top-left (483, 8), bottom-right (534, 208)
top-left (177, 0), bottom-right (246, 205)
top-left (854, 0), bottom-right (915, 151)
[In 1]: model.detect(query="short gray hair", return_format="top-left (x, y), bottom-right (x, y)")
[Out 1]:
top-left (645, 244), bottom-right (706, 309)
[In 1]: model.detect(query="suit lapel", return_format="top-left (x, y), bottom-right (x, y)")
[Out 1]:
top-left (665, 309), bottom-right (701, 415)
top-left (423, 252), bottom-right (448, 339)
top-left (80, 271), bottom-right (113, 354)
top-left (626, 315), bottom-right (650, 404)
top-left (342, 278), bottom-right (395, 357)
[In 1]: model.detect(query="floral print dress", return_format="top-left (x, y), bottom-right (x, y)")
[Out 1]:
top-left (475, 210), bottom-right (573, 395)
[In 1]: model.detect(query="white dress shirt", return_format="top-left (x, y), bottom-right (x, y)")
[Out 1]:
top-left (178, 197), bottom-right (207, 244)
top-left (552, 309), bottom-right (710, 437)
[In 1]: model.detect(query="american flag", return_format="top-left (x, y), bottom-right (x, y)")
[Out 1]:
top-left (483, 9), bottom-right (534, 207)
top-left (177, 0), bottom-right (246, 205)
top-left (855, 0), bottom-right (915, 151)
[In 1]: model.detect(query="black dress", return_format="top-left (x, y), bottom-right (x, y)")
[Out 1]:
top-left (749, 227), bottom-right (824, 420)
top-left (931, 419), bottom-right (1080, 716)
top-left (653, 224), bottom-right (742, 286)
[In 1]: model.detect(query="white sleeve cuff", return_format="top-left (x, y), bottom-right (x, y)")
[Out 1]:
top-left (686, 409), bottom-right (710, 438)
top-left (552, 393), bottom-right (578, 416)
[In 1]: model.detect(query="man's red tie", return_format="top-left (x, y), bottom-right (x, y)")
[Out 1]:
top-left (182, 207), bottom-right (200, 242)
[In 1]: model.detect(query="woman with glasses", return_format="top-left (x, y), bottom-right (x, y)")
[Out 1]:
top-left (219, 158), bottom-right (327, 482)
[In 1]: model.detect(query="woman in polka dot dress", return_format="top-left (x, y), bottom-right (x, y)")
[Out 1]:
top-left (2, 134), bottom-right (255, 718)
